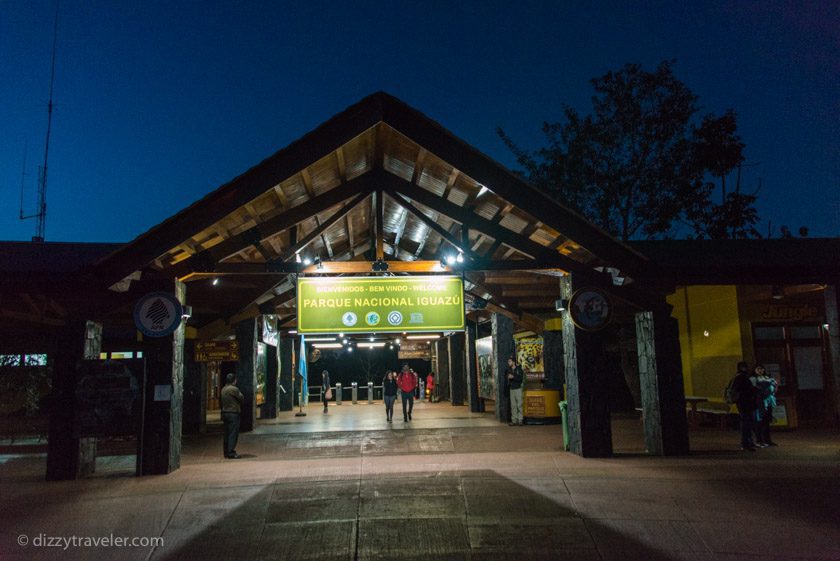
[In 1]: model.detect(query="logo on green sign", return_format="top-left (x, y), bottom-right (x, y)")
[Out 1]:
top-left (297, 276), bottom-right (465, 333)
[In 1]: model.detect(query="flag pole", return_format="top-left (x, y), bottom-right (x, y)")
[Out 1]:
top-left (295, 373), bottom-right (306, 417)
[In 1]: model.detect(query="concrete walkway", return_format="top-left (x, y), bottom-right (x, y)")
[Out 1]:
top-left (1, 401), bottom-right (839, 561)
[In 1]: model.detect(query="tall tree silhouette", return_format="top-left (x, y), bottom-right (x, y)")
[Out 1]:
top-left (499, 60), bottom-right (760, 240)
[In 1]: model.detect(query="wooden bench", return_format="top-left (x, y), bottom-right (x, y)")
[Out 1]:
top-left (695, 401), bottom-right (736, 430)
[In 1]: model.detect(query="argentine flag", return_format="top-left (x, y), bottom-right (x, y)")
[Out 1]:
top-left (299, 334), bottom-right (308, 405)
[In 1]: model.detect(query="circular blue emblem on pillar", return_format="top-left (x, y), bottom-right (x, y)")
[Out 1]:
top-left (133, 292), bottom-right (183, 338)
top-left (569, 288), bottom-right (612, 331)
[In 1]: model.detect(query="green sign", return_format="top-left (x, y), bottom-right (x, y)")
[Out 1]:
top-left (297, 276), bottom-right (464, 333)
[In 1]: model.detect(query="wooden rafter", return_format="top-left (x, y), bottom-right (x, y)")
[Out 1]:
top-left (168, 173), bottom-right (377, 278)
top-left (385, 190), bottom-right (479, 261)
top-left (384, 172), bottom-right (584, 273)
top-left (277, 191), bottom-right (370, 262)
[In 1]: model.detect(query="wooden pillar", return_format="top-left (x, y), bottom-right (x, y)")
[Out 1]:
top-left (824, 285), bottom-right (840, 423)
top-left (182, 339), bottom-right (206, 434)
top-left (436, 339), bottom-right (450, 401)
top-left (492, 313), bottom-right (514, 423)
top-left (635, 307), bottom-right (690, 456)
top-left (263, 337), bottom-right (279, 419)
top-left (449, 332), bottom-right (466, 406)
top-left (543, 329), bottom-right (564, 392)
top-left (235, 318), bottom-right (258, 432)
top-left (139, 280), bottom-right (186, 475)
top-left (466, 320), bottom-right (482, 412)
top-left (560, 275), bottom-right (612, 457)
top-left (278, 337), bottom-right (294, 411)
top-left (46, 320), bottom-right (101, 480)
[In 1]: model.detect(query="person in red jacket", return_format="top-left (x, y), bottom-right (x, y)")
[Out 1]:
top-left (397, 364), bottom-right (417, 422)
top-left (426, 372), bottom-right (435, 402)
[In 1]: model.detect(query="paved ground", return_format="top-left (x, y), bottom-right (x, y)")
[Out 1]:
top-left (1, 401), bottom-right (839, 561)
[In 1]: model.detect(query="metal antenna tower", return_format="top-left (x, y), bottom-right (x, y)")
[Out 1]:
top-left (20, 3), bottom-right (59, 243)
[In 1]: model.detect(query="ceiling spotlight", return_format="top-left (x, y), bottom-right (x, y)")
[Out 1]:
top-left (302, 257), bottom-right (312, 266)
top-left (295, 253), bottom-right (302, 264)
top-left (445, 254), bottom-right (456, 265)
top-left (212, 278), bottom-right (219, 286)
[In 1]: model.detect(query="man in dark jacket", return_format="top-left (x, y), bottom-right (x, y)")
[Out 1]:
top-left (506, 356), bottom-right (525, 426)
top-left (221, 373), bottom-right (244, 459)
top-left (731, 361), bottom-right (759, 451)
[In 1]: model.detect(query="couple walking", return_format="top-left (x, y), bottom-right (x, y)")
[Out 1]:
top-left (383, 364), bottom-right (417, 422)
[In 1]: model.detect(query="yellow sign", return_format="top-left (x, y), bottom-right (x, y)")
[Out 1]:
top-left (297, 276), bottom-right (464, 333)
top-left (195, 341), bottom-right (240, 362)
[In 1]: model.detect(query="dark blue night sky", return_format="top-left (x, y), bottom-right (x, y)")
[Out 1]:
top-left (2, 1), bottom-right (838, 243)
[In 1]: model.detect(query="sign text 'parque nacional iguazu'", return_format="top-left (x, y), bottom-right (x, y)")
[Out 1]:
top-left (297, 276), bottom-right (464, 333)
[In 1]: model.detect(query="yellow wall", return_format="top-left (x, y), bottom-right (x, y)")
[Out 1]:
top-left (668, 286), bottom-right (744, 398)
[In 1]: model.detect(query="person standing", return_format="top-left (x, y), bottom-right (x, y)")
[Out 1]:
top-left (321, 370), bottom-right (331, 414)
top-left (397, 364), bottom-right (417, 422)
top-left (751, 364), bottom-right (778, 447)
top-left (383, 370), bottom-right (398, 422)
top-left (220, 373), bottom-right (244, 459)
top-left (506, 356), bottom-right (525, 426)
top-left (731, 361), bottom-right (759, 451)
top-left (426, 372), bottom-right (435, 402)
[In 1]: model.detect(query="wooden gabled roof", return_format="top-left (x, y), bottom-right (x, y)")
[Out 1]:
top-left (91, 92), bottom-right (650, 333)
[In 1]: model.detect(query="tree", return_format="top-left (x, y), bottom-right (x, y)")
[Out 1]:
top-left (499, 60), bottom-right (760, 240)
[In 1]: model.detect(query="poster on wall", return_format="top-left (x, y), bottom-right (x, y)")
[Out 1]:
top-left (515, 337), bottom-right (544, 380)
top-left (476, 337), bottom-right (494, 400)
top-left (260, 315), bottom-right (279, 347)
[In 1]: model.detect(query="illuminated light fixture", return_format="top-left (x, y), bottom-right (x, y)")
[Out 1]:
top-left (338, 333), bottom-right (344, 337)
top-left (406, 334), bottom-right (441, 340)
top-left (295, 253), bottom-right (302, 264)
top-left (288, 330), bottom-right (297, 334)
top-left (445, 254), bottom-right (456, 265)
top-left (456, 252), bottom-right (464, 263)
top-left (212, 278), bottom-right (219, 286)
top-left (303, 256), bottom-right (312, 266)
top-left (305, 337), bottom-right (336, 342)
top-left (342, 338), bottom-right (348, 344)
top-left (359, 342), bottom-right (386, 348)
top-left (703, 330), bottom-right (710, 337)
top-left (395, 338), bottom-right (401, 344)
top-left (314, 343), bottom-right (343, 349)
top-left (369, 336), bottom-right (375, 342)
top-left (477, 185), bottom-right (489, 197)
top-left (314, 256), bottom-right (323, 270)
top-left (771, 286), bottom-right (784, 300)
top-left (346, 346), bottom-right (353, 352)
